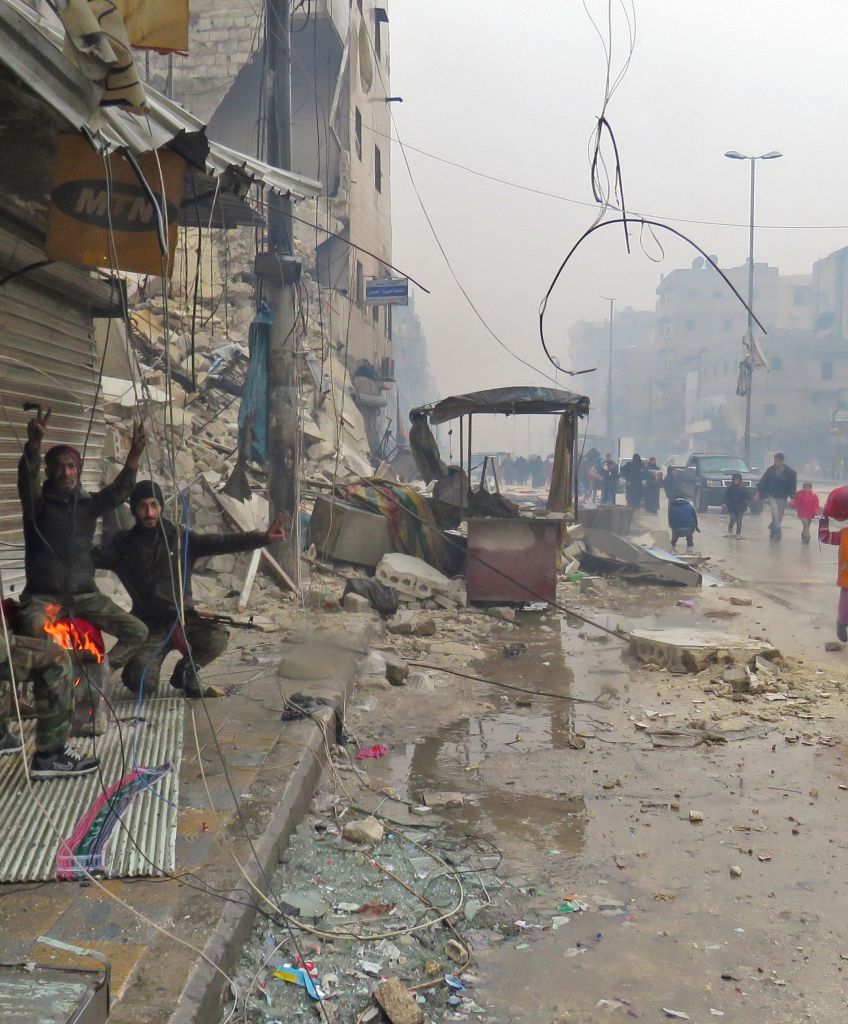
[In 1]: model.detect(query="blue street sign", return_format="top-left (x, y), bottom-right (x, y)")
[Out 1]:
top-left (365, 278), bottom-right (409, 305)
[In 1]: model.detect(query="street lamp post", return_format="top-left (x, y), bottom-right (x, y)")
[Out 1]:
top-left (601, 295), bottom-right (615, 447)
top-left (724, 149), bottom-right (782, 464)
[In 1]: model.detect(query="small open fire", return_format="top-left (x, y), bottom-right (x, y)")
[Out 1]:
top-left (42, 604), bottom-right (105, 664)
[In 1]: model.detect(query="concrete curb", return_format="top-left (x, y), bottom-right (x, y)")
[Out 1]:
top-left (159, 625), bottom-right (374, 1024)
top-left (170, 699), bottom-right (339, 1023)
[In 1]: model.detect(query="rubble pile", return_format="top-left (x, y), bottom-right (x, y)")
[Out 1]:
top-left (94, 221), bottom-right (379, 610)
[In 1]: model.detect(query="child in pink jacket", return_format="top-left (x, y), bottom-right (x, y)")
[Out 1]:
top-left (793, 483), bottom-right (820, 544)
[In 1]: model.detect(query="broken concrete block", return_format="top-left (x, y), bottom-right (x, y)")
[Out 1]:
top-left (730, 596), bottom-right (753, 606)
top-left (422, 790), bottom-right (464, 809)
top-left (342, 816), bottom-right (384, 845)
top-left (342, 592), bottom-right (371, 613)
top-left (204, 553), bottom-right (237, 574)
top-left (629, 628), bottom-right (779, 674)
top-left (374, 977), bottom-right (425, 1024)
top-left (486, 606), bottom-right (516, 623)
top-left (376, 552), bottom-right (458, 601)
top-left (384, 653), bottom-right (409, 686)
top-left (413, 616), bottom-right (437, 637)
top-left (387, 612), bottom-right (436, 637)
top-left (407, 671), bottom-right (435, 692)
top-left (723, 666), bottom-right (750, 693)
top-left (387, 611), bottom-right (416, 635)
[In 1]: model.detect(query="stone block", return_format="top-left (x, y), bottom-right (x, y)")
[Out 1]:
top-left (422, 791), bottom-right (464, 809)
top-left (342, 592), bottom-right (371, 613)
top-left (342, 816), bottom-right (384, 845)
top-left (384, 653), bottom-right (409, 686)
top-left (723, 666), bottom-right (750, 693)
top-left (374, 978), bottom-right (425, 1024)
top-left (204, 554), bottom-right (237, 574)
top-left (486, 606), bottom-right (516, 622)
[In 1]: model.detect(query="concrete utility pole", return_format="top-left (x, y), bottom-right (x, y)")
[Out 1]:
top-left (724, 149), bottom-right (782, 465)
top-left (260, 0), bottom-right (301, 580)
top-left (601, 296), bottom-right (615, 447)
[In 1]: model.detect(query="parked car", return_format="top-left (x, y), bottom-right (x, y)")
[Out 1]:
top-left (673, 454), bottom-right (763, 514)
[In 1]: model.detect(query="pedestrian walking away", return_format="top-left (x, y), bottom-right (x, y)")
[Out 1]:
top-left (663, 465), bottom-right (685, 502)
top-left (754, 452), bottom-right (797, 542)
top-left (668, 495), bottom-right (700, 550)
top-left (722, 472), bottom-right (749, 537)
top-left (642, 456), bottom-right (662, 514)
top-left (622, 453), bottom-right (645, 510)
top-left (792, 482), bottom-right (820, 544)
top-left (599, 456), bottom-right (619, 506)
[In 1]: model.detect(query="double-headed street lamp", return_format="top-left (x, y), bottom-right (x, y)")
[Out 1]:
top-left (724, 149), bottom-right (782, 464)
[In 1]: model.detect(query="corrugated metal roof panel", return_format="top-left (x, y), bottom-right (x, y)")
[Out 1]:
top-left (0, 697), bottom-right (183, 882)
top-left (0, 0), bottom-right (323, 201)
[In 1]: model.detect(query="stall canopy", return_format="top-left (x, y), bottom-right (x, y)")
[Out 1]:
top-left (413, 386), bottom-right (590, 425)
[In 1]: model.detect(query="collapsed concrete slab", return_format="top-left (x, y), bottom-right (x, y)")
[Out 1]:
top-left (630, 628), bottom-right (779, 674)
top-left (583, 528), bottom-right (703, 586)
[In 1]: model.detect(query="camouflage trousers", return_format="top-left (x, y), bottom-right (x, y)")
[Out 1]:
top-left (18, 591), bottom-right (148, 670)
top-left (0, 635), bottom-right (74, 752)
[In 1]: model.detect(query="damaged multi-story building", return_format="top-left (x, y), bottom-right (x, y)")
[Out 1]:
top-left (145, 0), bottom-right (399, 458)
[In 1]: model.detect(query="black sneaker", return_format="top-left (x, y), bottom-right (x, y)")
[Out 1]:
top-left (170, 659), bottom-right (203, 699)
top-left (0, 726), bottom-right (22, 757)
top-left (30, 746), bottom-right (99, 780)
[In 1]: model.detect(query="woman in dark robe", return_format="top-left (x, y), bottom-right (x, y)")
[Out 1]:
top-left (622, 453), bottom-right (645, 509)
top-left (642, 456), bottom-right (662, 514)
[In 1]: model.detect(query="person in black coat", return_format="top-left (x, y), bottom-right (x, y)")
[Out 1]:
top-left (94, 481), bottom-right (285, 698)
top-left (599, 457), bottom-right (619, 505)
top-left (755, 452), bottom-right (797, 541)
top-left (621, 454), bottom-right (645, 509)
top-left (722, 473), bottom-right (749, 537)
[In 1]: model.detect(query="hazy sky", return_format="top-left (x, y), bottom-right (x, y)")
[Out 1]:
top-left (388, 1), bottom-right (848, 453)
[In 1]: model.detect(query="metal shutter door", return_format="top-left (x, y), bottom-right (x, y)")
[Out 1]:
top-left (0, 279), bottom-right (104, 597)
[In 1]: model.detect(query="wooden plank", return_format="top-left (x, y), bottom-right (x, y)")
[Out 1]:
top-left (237, 548), bottom-right (261, 612)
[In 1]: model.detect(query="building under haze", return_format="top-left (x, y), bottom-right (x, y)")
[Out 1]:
top-left (570, 250), bottom-right (848, 473)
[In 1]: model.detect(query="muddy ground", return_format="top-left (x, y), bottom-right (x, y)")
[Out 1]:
top-left (227, 509), bottom-right (848, 1024)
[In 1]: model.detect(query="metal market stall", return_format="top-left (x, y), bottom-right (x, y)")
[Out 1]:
top-left (410, 386), bottom-right (590, 604)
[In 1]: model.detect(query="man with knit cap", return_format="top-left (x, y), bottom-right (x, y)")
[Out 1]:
top-left (94, 480), bottom-right (285, 698)
top-left (6, 406), bottom-right (150, 777)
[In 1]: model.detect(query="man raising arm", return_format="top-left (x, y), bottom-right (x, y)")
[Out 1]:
top-left (95, 481), bottom-right (285, 699)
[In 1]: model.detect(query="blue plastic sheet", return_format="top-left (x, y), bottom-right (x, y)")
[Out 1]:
top-left (238, 302), bottom-right (274, 463)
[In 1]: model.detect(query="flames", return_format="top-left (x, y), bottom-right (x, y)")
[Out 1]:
top-left (42, 604), bottom-right (105, 664)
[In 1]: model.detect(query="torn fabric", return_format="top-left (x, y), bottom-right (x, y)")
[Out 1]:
top-left (55, 0), bottom-right (146, 111)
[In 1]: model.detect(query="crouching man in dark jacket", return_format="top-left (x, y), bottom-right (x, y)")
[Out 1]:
top-left (94, 481), bottom-right (285, 698)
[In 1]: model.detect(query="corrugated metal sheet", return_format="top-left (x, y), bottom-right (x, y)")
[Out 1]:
top-left (0, 697), bottom-right (183, 882)
top-left (0, 279), bottom-right (104, 596)
top-left (0, 0), bottom-right (323, 201)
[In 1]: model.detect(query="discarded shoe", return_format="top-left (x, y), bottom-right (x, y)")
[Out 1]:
top-left (30, 746), bottom-right (99, 779)
top-left (0, 725), bottom-right (23, 757)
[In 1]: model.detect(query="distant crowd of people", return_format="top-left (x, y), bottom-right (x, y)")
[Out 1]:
top-left (579, 450), bottom-right (666, 512)
top-left (579, 448), bottom-right (823, 550)
top-left (500, 454), bottom-right (553, 489)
